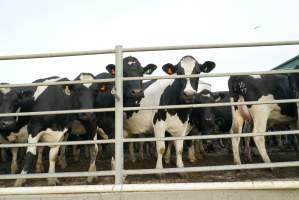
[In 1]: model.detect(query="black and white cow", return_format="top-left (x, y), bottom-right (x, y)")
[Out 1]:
top-left (98, 57), bottom-right (157, 166)
top-left (123, 56), bottom-right (215, 173)
top-left (0, 80), bottom-right (54, 174)
top-left (14, 73), bottom-right (99, 186)
top-left (228, 74), bottom-right (298, 165)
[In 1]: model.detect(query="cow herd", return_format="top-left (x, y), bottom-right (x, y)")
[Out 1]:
top-left (0, 55), bottom-right (299, 186)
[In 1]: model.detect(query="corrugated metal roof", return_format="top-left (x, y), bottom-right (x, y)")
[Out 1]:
top-left (273, 54), bottom-right (299, 70)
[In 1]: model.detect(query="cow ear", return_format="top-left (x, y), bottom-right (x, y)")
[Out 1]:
top-left (143, 64), bottom-right (157, 75)
top-left (212, 92), bottom-right (226, 102)
top-left (200, 61), bottom-right (215, 73)
top-left (162, 63), bottom-right (177, 75)
top-left (106, 64), bottom-right (116, 75)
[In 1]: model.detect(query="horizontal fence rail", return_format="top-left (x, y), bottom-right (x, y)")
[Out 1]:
top-left (0, 40), bottom-right (299, 60)
top-left (1, 69), bottom-right (299, 89)
top-left (1, 40), bottom-right (299, 190)
top-left (1, 130), bottom-right (299, 148)
top-left (0, 98), bottom-right (298, 118)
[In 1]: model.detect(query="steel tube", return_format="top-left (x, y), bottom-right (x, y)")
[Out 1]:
top-left (124, 161), bottom-right (299, 175)
top-left (0, 41), bottom-right (299, 60)
top-left (1, 129), bottom-right (298, 148)
top-left (0, 139), bottom-right (115, 148)
top-left (1, 181), bottom-right (299, 195)
top-left (0, 78), bottom-right (115, 88)
top-left (0, 98), bottom-right (298, 118)
top-left (114, 45), bottom-right (124, 184)
top-left (0, 69), bottom-right (299, 89)
top-left (0, 170), bottom-right (114, 180)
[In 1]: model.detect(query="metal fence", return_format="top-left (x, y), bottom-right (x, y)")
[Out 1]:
top-left (0, 40), bottom-right (299, 189)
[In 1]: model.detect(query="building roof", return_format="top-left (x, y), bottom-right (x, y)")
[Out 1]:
top-left (273, 54), bottom-right (299, 70)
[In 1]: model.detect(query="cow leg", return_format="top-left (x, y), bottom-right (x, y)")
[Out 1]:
top-left (244, 137), bottom-right (252, 162)
top-left (35, 146), bottom-right (45, 173)
top-left (231, 129), bottom-right (241, 165)
top-left (84, 145), bottom-right (90, 158)
top-left (188, 140), bottom-right (197, 163)
top-left (165, 141), bottom-right (173, 164)
top-left (57, 132), bottom-right (69, 169)
top-left (138, 142), bottom-right (145, 161)
top-left (251, 106), bottom-right (271, 164)
top-left (154, 121), bottom-right (166, 171)
top-left (47, 145), bottom-right (60, 185)
top-left (15, 129), bottom-right (44, 187)
top-left (129, 142), bottom-right (136, 163)
top-left (87, 134), bottom-right (98, 184)
top-left (194, 140), bottom-right (204, 160)
top-left (11, 148), bottom-right (18, 174)
top-left (73, 145), bottom-right (80, 161)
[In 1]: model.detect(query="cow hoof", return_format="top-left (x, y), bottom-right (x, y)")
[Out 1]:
top-left (14, 179), bottom-right (26, 187)
top-left (35, 163), bottom-right (45, 173)
top-left (87, 176), bottom-right (97, 184)
top-left (178, 173), bottom-right (189, 179)
top-left (130, 157), bottom-right (137, 163)
top-left (48, 178), bottom-right (60, 186)
top-left (189, 157), bottom-right (197, 164)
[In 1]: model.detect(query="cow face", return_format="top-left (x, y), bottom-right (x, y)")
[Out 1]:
top-left (72, 73), bottom-right (97, 121)
top-left (162, 56), bottom-right (215, 104)
top-left (0, 87), bottom-right (34, 130)
top-left (106, 56), bottom-right (157, 105)
top-left (192, 90), bottom-right (225, 135)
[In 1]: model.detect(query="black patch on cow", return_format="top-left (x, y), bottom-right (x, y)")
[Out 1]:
top-left (23, 152), bottom-right (36, 173)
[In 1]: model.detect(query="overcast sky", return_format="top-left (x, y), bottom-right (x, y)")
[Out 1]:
top-left (0, 0), bottom-right (298, 91)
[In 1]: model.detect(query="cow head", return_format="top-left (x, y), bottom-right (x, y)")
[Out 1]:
top-left (192, 90), bottom-right (225, 135)
top-left (71, 73), bottom-right (97, 121)
top-left (106, 56), bottom-right (157, 106)
top-left (162, 56), bottom-right (215, 104)
top-left (93, 72), bottom-right (115, 108)
top-left (0, 86), bottom-right (34, 130)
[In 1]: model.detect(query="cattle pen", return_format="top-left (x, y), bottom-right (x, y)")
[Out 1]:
top-left (0, 41), bottom-right (299, 200)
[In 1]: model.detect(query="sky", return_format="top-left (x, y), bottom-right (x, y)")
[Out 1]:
top-left (0, 0), bottom-right (298, 91)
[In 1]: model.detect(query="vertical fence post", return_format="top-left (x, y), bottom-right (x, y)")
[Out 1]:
top-left (115, 45), bottom-right (124, 184)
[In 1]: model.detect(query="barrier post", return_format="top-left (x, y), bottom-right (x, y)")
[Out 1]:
top-left (114, 45), bottom-right (124, 184)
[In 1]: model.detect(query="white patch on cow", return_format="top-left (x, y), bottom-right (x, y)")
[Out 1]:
top-left (7, 125), bottom-right (28, 143)
top-left (78, 74), bottom-right (94, 88)
top-left (197, 80), bottom-right (211, 93)
top-left (0, 87), bottom-right (10, 94)
top-left (34, 77), bottom-right (64, 100)
top-left (15, 107), bottom-right (21, 122)
top-left (250, 75), bottom-right (261, 79)
top-left (124, 78), bottom-right (175, 134)
top-left (181, 56), bottom-right (197, 94)
top-left (202, 93), bottom-right (211, 97)
top-left (27, 128), bottom-right (67, 155)
top-left (128, 61), bottom-right (136, 65)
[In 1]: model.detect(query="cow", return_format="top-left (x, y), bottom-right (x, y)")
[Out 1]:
top-left (123, 55), bottom-right (215, 175)
top-left (96, 57), bottom-right (157, 167)
top-left (0, 82), bottom-right (51, 174)
top-left (228, 74), bottom-right (298, 165)
top-left (13, 73), bottom-right (99, 186)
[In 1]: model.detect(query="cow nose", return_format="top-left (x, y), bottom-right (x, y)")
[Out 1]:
top-left (131, 89), bottom-right (144, 97)
top-left (184, 90), bottom-right (196, 97)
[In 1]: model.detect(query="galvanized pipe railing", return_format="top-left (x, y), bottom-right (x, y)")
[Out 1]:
top-left (1, 69), bottom-right (299, 89)
top-left (0, 130), bottom-right (299, 148)
top-left (0, 40), bottom-right (298, 60)
top-left (0, 98), bottom-right (299, 118)
top-left (0, 41), bottom-right (299, 186)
